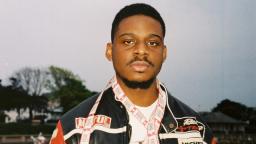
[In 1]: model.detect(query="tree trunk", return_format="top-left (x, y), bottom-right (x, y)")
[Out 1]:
top-left (29, 107), bottom-right (33, 122)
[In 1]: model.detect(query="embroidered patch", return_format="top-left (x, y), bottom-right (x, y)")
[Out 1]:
top-left (75, 115), bottom-right (112, 129)
top-left (178, 137), bottom-right (205, 144)
top-left (176, 117), bottom-right (205, 138)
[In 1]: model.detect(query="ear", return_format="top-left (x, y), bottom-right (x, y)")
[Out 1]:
top-left (105, 42), bottom-right (113, 61)
top-left (163, 45), bottom-right (167, 62)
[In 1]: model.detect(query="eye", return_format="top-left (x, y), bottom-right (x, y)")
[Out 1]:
top-left (123, 39), bottom-right (135, 46)
top-left (147, 41), bottom-right (160, 47)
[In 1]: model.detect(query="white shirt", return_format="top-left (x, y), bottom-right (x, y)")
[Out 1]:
top-left (128, 99), bottom-right (158, 144)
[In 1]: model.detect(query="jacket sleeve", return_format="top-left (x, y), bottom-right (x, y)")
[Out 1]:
top-left (49, 120), bottom-right (66, 144)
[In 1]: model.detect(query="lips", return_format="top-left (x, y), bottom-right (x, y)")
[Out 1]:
top-left (129, 61), bottom-right (150, 72)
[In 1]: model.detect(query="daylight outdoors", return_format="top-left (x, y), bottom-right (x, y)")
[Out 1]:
top-left (0, 0), bottom-right (255, 144)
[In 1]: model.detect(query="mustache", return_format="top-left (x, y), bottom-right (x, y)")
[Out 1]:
top-left (127, 56), bottom-right (154, 67)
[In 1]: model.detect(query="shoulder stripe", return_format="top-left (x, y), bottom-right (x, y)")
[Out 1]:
top-left (64, 126), bottom-right (127, 140)
top-left (159, 131), bottom-right (201, 139)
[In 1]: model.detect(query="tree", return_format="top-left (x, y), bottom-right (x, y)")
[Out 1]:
top-left (57, 78), bottom-right (93, 112)
top-left (212, 99), bottom-right (256, 133)
top-left (11, 67), bottom-right (50, 96)
top-left (48, 66), bottom-right (79, 92)
top-left (212, 99), bottom-right (249, 121)
top-left (48, 66), bottom-right (94, 113)
top-left (0, 111), bottom-right (8, 123)
top-left (9, 67), bottom-right (49, 121)
top-left (1, 66), bottom-right (94, 121)
top-left (0, 82), bottom-right (30, 120)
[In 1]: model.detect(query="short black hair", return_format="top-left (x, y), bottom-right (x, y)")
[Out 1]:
top-left (111, 3), bottom-right (166, 42)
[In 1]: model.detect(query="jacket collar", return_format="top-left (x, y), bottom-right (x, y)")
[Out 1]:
top-left (159, 84), bottom-right (178, 133)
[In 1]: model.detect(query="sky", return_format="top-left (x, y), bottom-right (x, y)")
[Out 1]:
top-left (0, 0), bottom-right (255, 112)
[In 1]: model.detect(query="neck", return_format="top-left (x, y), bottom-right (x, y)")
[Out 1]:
top-left (116, 76), bottom-right (158, 107)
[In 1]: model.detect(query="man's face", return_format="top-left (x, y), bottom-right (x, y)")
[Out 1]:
top-left (106, 15), bottom-right (167, 86)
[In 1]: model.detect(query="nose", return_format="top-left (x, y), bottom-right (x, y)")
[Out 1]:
top-left (133, 42), bottom-right (149, 56)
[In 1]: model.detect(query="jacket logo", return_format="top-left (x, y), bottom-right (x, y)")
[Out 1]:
top-left (178, 137), bottom-right (204, 144)
top-left (180, 142), bottom-right (203, 144)
top-left (183, 118), bottom-right (197, 125)
top-left (75, 115), bottom-right (111, 129)
top-left (176, 117), bottom-right (205, 137)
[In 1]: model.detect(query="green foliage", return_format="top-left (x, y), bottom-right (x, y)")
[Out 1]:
top-left (212, 99), bottom-right (249, 121)
top-left (212, 99), bottom-right (256, 133)
top-left (5, 67), bottom-right (50, 121)
top-left (56, 78), bottom-right (93, 113)
top-left (0, 85), bottom-right (29, 111)
top-left (48, 66), bottom-right (94, 112)
top-left (0, 84), bottom-right (48, 121)
top-left (48, 66), bottom-right (80, 93)
top-left (0, 66), bottom-right (94, 121)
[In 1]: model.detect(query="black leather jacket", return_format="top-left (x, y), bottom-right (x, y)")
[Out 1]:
top-left (50, 86), bottom-right (215, 144)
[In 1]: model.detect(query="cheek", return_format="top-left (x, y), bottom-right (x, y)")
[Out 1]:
top-left (151, 53), bottom-right (165, 71)
top-left (112, 51), bottom-right (128, 68)
top-left (113, 49), bottom-right (132, 62)
top-left (152, 51), bottom-right (165, 62)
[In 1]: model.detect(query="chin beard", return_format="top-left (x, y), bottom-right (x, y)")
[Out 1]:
top-left (117, 73), bottom-right (155, 89)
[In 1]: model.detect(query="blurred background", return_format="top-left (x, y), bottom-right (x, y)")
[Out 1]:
top-left (0, 0), bottom-right (255, 143)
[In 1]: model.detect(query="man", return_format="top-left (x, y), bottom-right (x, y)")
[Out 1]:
top-left (50, 3), bottom-right (217, 144)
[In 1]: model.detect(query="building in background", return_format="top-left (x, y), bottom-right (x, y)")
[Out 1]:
top-left (200, 112), bottom-right (246, 134)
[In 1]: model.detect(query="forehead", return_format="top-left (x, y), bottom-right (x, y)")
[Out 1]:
top-left (116, 15), bottom-right (163, 39)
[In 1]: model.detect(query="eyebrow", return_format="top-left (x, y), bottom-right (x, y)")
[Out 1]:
top-left (148, 34), bottom-right (163, 41)
top-left (118, 33), bottom-right (134, 38)
top-left (118, 33), bottom-right (163, 41)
